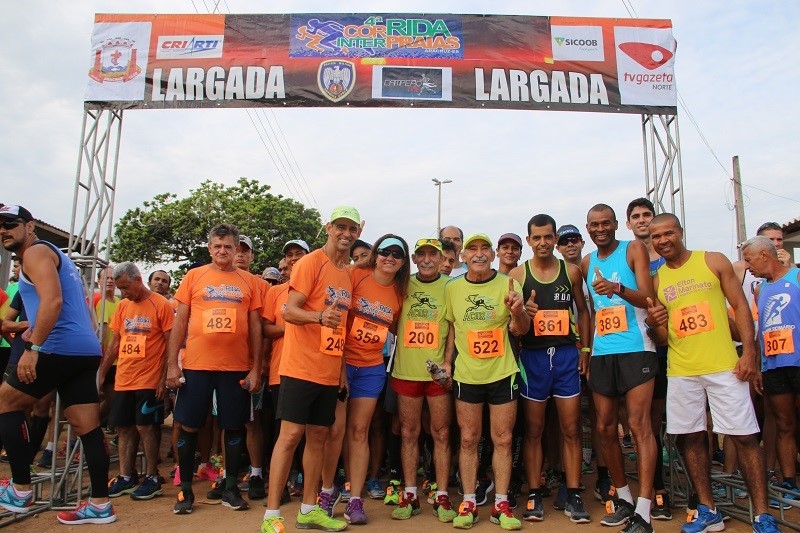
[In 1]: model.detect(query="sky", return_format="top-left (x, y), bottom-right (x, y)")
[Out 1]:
top-left (2, 0), bottom-right (799, 271)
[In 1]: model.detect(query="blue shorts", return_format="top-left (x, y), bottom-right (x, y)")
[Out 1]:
top-left (346, 363), bottom-right (386, 399)
top-left (519, 345), bottom-right (580, 402)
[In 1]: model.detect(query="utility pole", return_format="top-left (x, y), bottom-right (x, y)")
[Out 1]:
top-left (432, 178), bottom-right (452, 235)
top-left (732, 156), bottom-right (747, 258)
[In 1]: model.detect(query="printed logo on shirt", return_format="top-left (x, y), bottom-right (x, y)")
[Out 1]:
top-left (409, 291), bottom-right (441, 320)
top-left (463, 294), bottom-right (497, 321)
top-left (123, 315), bottom-right (152, 334)
top-left (763, 293), bottom-right (792, 328)
top-left (204, 284), bottom-right (244, 303)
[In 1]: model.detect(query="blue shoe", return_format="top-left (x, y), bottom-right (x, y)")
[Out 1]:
top-left (553, 483), bottom-right (567, 510)
top-left (681, 504), bottom-right (724, 533)
top-left (752, 513), bottom-right (780, 533)
top-left (57, 499), bottom-right (117, 524)
top-left (0, 480), bottom-right (33, 513)
top-left (131, 476), bottom-right (164, 500)
top-left (107, 475), bottom-right (137, 498)
top-left (37, 449), bottom-right (53, 469)
top-left (366, 477), bottom-right (385, 499)
top-left (769, 481), bottom-right (797, 510)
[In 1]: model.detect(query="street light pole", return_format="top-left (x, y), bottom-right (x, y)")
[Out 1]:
top-left (432, 178), bottom-right (452, 235)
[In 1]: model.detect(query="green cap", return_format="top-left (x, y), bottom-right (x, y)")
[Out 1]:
top-left (463, 233), bottom-right (493, 248)
top-left (329, 206), bottom-right (361, 225)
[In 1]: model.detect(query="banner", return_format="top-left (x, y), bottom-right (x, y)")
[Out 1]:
top-left (85, 13), bottom-right (677, 115)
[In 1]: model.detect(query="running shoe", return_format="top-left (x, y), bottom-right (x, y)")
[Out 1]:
top-left (651, 493), bottom-right (672, 520)
top-left (564, 492), bottom-right (590, 524)
top-left (297, 505), bottom-right (347, 531)
top-left (173, 490), bottom-right (195, 514)
top-left (752, 513), bottom-right (780, 533)
top-left (107, 475), bottom-right (137, 498)
top-left (196, 462), bottom-right (219, 481)
top-left (339, 481), bottom-right (351, 503)
top-left (522, 492), bottom-right (543, 521)
top-left (318, 487), bottom-right (342, 518)
top-left (261, 516), bottom-right (285, 533)
top-left (222, 488), bottom-right (249, 510)
top-left (600, 498), bottom-right (634, 527)
top-left (391, 491), bottom-right (421, 520)
top-left (769, 481), bottom-right (797, 510)
top-left (207, 478), bottom-right (224, 500)
top-left (56, 499), bottom-right (117, 525)
top-left (37, 449), bottom-right (53, 469)
top-left (130, 476), bottom-right (163, 500)
top-left (553, 483), bottom-right (567, 510)
top-left (622, 434), bottom-right (634, 448)
top-left (475, 477), bottom-right (494, 506)
top-left (621, 512), bottom-right (653, 533)
top-left (384, 479), bottom-right (400, 505)
top-left (545, 469), bottom-right (561, 491)
top-left (433, 493), bottom-right (458, 523)
top-left (0, 480), bottom-right (33, 513)
top-left (366, 476), bottom-right (385, 499)
top-left (680, 504), bottom-right (723, 533)
top-left (711, 481), bottom-right (727, 502)
top-left (490, 500), bottom-right (521, 530)
top-left (248, 474), bottom-right (266, 500)
top-left (453, 500), bottom-right (479, 529)
top-left (594, 478), bottom-right (613, 502)
top-left (711, 450), bottom-right (725, 466)
top-left (344, 498), bottom-right (368, 524)
top-left (422, 479), bottom-right (436, 504)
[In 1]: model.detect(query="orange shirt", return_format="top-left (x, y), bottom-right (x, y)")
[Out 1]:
top-left (263, 282), bottom-right (289, 386)
top-left (175, 265), bottom-right (263, 371)
top-left (345, 267), bottom-right (402, 367)
top-left (280, 249), bottom-right (352, 386)
top-left (109, 292), bottom-right (175, 390)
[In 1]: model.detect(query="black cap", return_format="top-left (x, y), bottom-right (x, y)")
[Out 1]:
top-left (556, 224), bottom-right (582, 242)
top-left (0, 205), bottom-right (33, 222)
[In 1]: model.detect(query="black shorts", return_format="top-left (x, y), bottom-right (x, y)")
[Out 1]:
top-left (277, 376), bottom-right (339, 427)
top-left (653, 346), bottom-right (668, 400)
top-left (588, 351), bottom-right (657, 398)
top-left (269, 384), bottom-right (281, 419)
top-left (3, 353), bottom-right (100, 408)
top-left (109, 389), bottom-right (164, 427)
top-left (174, 369), bottom-right (250, 430)
top-left (763, 366), bottom-right (800, 396)
top-left (103, 364), bottom-right (117, 386)
top-left (454, 374), bottom-right (519, 405)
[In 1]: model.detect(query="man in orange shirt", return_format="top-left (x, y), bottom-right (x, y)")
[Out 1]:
top-left (99, 262), bottom-right (174, 501)
top-left (261, 208), bottom-right (361, 533)
top-left (165, 224), bottom-right (263, 515)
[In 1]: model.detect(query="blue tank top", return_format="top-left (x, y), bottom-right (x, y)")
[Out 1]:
top-left (757, 267), bottom-right (800, 371)
top-left (649, 256), bottom-right (666, 277)
top-left (18, 241), bottom-right (102, 356)
top-left (587, 241), bottom-right (654, 356)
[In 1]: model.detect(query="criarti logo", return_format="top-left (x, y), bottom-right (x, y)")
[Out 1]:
top-left (618, 42), bottom-right (673, 70)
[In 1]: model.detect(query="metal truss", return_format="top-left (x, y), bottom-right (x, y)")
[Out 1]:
top-left (642, 114), bottom-right (686, 236)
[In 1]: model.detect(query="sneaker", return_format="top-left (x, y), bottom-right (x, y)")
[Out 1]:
top-left (339, 481), bottom-right (351, 503)
top-left (507, 489), bottom-right (517, 510)
top-left (422, 480), bottom-right (437, 504)
top-left (490, 500), bottom-right (521, 530)
top-left (651, 493), bottom-right (672, 520)
top-left (545, 469), bottom-right (561, 491)
top-left (222, 488), bottom-right (249, 510)
top-left (600, 498), bottom-right (634, 527)
top-left (752, 513), bottom-right (780, 533)
top-left (711, 481), bottom-right (727, 502)
top-left (384, 479), bottom-right (400, 505)
top-left (318, 487), bottom-right (342, 517)
top-left (196, 462), bottom-right (219, 481)
top-left (207, 478), bottom-right (224, 500)
top-left (553, 483), bottom-right (567, 510)
top-left (344, 498), bottom-right (368, 524)
top-left (769, 481), bottom-right (796, 510)
top-left (38, 449), bottom-right (53, 469)
top-left (594, 478), bottom-right (613, 502)
top-left (172, 465), bottom-right (182, 487)
top-left (131, 476), bottom-right (163, 500)
top-left (210, 453), bottom-right (223, 469)
top-left (56, 499), bottom-right (117, 525)
top-left (620, 512), bottom-right (653, 533)
top-left (711, 450), bottom-right (725, 466)
top-left (248, 474), bottom-right (266, 500)
top-left (261, 515), bottom-right (285, 533)
top-left (297, 505), bottom-right (347, 531)
top-left (173, 490), bottom-right (195, 514)
top-left (434, 494), bottom-right (458, 523)
top-left (366, 477), bottom-right (386, 499)
top-left (582, 461), bottom-right (594, 475)
top-left (522, 492), bottom-right (543, 521)
top-left (767, 470), bottom-right (781, 486)
top-left (734, 487), bottom-right (749, 499)
top-left (680, 504), bottom-right (724, 533)
top-left (453, 500), bottom-right (479, 529)
top-left (0, 480), bottom-right (33, 513)
top-left (107, 475), bottom-right (137, 498)
top-left (622, 434), bottom-right (634, 448)
top-left (392, 491), bottom-right (421, 519)
top-left (564, 492), bottom-right (591, 524)
top-left (475, 477), bottom-right (495, 506)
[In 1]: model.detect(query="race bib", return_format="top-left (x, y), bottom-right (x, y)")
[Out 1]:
top-left (596, 306), bottom-right (627, 336)
top-left (672, 301), bottom-right (714, 339)
top-left (202, 308), bottom-right (236, 334)
top-left (763, 328), bottom-right (794, 356)
top-left (403, 321), bottom-right (440, 349)
top-left (467, 328), bottom-right (505, 358)
top-left (348, 316), bottom-right (389, 346)
top-left (119, 334), bottom-right (146, 359)
top-left (533, 310), bottom-right (570, 337)
top-left (320, 326), bottom-right (345, 357)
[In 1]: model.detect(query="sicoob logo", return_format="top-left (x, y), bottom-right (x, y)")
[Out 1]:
top-left (618, 42), bottom-right (673, 70)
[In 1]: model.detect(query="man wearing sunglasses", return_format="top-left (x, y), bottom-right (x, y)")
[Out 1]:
top-left (556, 225), bottom-right (585, 268)
top-left (0, 204), bottom-right (116, 524)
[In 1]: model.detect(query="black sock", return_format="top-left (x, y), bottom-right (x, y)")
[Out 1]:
top-left (785, 478), bottom-right (797, 488)
top-left (598, 466), bottom-right (610, 481)
top-left (567, 487), bottom-right (581, 497)
top-left (28, 415), bottom-right (51, 465)
top-left (0, 411), bottom-right (32, 484)
top-left (80, 427), bottom-right (110, 498)
top-left (387, 431), bottom-right (401, 476)
top-left (224, 428), bottom-right (245, 490)
top-left (528, 488), bottom-right (542, 497)
top-left (653, 432), bottom-right (665, 491)
top-left (177, 428), bottom-right (198, 493)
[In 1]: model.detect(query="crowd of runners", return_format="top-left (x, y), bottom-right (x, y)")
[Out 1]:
top-left (0, 199), bottom-right (797, 533)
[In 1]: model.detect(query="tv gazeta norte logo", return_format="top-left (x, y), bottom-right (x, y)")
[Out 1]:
top-left (318, 60), bottom-right (356, 102)
top-left (618, 42), bottom-right (673, 70)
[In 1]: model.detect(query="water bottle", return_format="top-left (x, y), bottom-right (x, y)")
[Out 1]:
top-left (426, 359), bottom-right (451, 388)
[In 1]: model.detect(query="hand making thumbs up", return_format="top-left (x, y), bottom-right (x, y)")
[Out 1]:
top-left (592, 266), bottom-right (615, 298)
top-left (525, 288), bottom-right (539, 318)
top-left (645, 296), bottom-right (668, 328)
top-left (320, 298), bottom-right (342, 328)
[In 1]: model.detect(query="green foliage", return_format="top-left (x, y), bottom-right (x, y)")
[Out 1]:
top-left (110, 178), bottom-right (324, 280)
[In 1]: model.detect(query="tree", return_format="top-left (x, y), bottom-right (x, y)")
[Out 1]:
top-left (110, 178), bottom-right (324, 277)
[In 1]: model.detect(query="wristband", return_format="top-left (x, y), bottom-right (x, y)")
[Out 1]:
top-left (318, 311), bottom-right (323, 325)
top-left (580, 347), bottom-right (591, 353)
top-left (24, 342), bottom-right (41, 352)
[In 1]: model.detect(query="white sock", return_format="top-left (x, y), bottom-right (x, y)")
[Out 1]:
top-left (263, 509), bottom-right (280, 519)
top-left (495, 494), bottom-right (508, 505)
top-left (463, 493), bottom-right (477, 504)
top-left (89, 499), bottom-right (110, 509)
top-left (197, 462), bottom-right (207, 470)
top-left (635, 497), bottom-right (651, 523)
top-left (616, 484), bottom-right (634, 505)
top-left (251, 467), bottom-right (262, 477)
top-left (45, 442), bottom-right (54, 452)
top-left (13, 485), bottom-right (32, 497)
top-left (436, 490), bottom-right (448, 498)
top-left (350, 496), bottom-right (362, 502)
top-left (406, 486), bottom-right (417, 497)
top-left (300, 503), bottom-right (316, 514)
top-left (321, 486), bottom-right (334, 495)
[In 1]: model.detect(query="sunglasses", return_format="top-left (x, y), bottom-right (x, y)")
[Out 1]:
top-left (0, 220), bottom-right (23, 230)
top-left (377, 248), bottom-right (405, 259)
top-left (757, 222), bottom-right (781, 234)
top-left (559, 236), bottom-right (581, 245)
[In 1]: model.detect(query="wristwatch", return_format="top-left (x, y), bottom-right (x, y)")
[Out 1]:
top-left (24, 342), bottom-right (42, 352)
